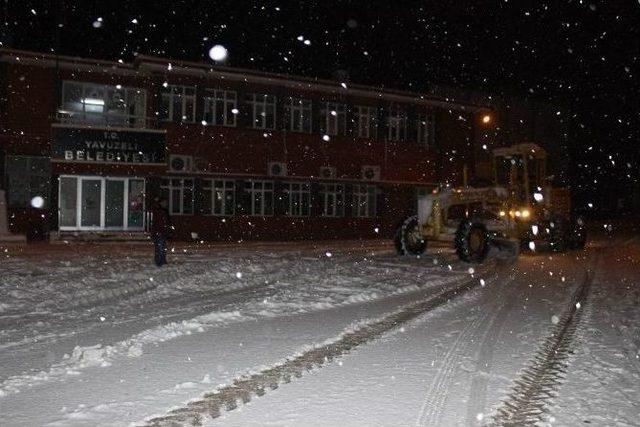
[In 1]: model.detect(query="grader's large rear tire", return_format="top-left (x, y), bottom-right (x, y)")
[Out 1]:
top-left (455, 221), bottom-right (490, 263)
top-left (394, 215), bottom-right (427, 255)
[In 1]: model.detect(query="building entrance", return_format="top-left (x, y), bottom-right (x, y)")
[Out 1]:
top-left (58, 175), bottom-right (145, 231)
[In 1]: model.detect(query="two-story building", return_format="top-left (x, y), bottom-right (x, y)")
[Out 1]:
top-left (0, 49), bottom-right (494, 241)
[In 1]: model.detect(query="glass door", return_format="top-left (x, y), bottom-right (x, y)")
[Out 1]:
top-left (105, 179), bottom-right (125, 228)
top-left (80, 178), bottom-right (103, 228)
top-left (127, 179), bottom-right (145, 229)
top-left (59, 177), bottom-right (78, 228)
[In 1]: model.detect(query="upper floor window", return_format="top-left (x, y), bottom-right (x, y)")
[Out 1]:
top-left (285, 98), bottom-right (312, 133)
top-left (203, 90), bottom-right (237, 127)
top-left (160, 85), bottom-right (196, 123)
top-left (283, 182), bottom-right (311, 217)
top-left (417, 112), bottom-right (435, 146)
top-left (388, 106), bottom-right (407, 141)
top-left (161, 178), bottom-right (194, 215)
top-left (320, 183), bottom-right (345, 217)
top-left (322, 102), bottom-right (346, 136)
top-left (356, 106), bottom-right (377, 139)
top-left (247, 93), bottom-right (276, 130)
top-left (60, 81), bottom-right (147, 128)
top-left (353, 185), bottom-right (377, 217)
top-left (245, 180), bottom-right (274, 216)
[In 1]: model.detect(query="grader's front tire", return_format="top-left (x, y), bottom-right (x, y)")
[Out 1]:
top-left (394, 215), bottom-right (427, 256)
top-left (455, 221), bottom-right (490, 263)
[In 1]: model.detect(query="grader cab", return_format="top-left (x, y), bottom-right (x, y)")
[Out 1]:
top-left (394, 143), bottom-right (586, 262)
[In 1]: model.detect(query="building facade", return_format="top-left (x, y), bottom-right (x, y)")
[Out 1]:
top-left (0, 49), bottom-right (493, 241)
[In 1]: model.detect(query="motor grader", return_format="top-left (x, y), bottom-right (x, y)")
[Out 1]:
top-left (394, 143), bottom-right (586, 263)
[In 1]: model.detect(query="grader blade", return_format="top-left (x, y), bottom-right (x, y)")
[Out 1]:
top-left (489, 236), bottom-right (520, 262)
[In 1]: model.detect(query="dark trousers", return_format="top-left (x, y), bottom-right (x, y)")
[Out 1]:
top-left (153, 233), bottom-right (167, 266)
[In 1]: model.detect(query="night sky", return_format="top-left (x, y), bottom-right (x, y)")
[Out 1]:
top-left (2, 0), bottom-right (639, 212)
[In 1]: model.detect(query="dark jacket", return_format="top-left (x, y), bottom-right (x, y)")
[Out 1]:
top-left (150, 203), bottom-right (170, 235)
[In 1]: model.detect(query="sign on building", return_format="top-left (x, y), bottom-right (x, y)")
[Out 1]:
top-left (52, 128), bottom-right (166, 165)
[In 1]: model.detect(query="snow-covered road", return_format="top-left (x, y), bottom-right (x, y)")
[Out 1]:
top-left (1, 234), bottom-right (639, 426)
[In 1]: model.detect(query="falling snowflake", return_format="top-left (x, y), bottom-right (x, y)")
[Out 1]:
top-left (209, 45), bottom-right (228, 61)
top-left (30, 196), bottom-right (44, 208)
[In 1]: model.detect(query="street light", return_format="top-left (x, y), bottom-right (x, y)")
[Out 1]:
top-left (482, 114), bottom-right (492, 124)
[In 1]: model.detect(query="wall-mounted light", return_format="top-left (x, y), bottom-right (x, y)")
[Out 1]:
top-left (482, 114), bottom-right (491, 124)
top-left (81, 98), bottom-right (105, 106)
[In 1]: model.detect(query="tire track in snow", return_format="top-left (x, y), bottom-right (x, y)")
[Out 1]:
top-left (415, 309), bottom-right (492, 426)
top-left (416, 273), bottom-right (515, 427)
top-left (487, 268), bottom-right (593, 426)
top-left (143, 272), bottom-right (495, 427)
top-left (463, 278), bottom-right (514, 426)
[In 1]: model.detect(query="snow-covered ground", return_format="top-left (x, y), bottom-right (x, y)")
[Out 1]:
top-left (1, 233), bottom-right (639, 426)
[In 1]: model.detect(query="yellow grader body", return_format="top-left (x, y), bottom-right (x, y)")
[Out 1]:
top-left (395, 143), bottom-right (586, 262)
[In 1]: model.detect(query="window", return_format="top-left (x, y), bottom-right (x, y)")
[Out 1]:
top-left (356, 106), bottom-right (377, 138)
top-left (353, 185), bottom-right (377, 217)
top-left (245, 180), bottom-right (274, 216)
top-left (285, 98), bottom-right (312, 133)
top-left (202, 179), bottom-right (235, 216)
top-left (203, 90), bottom-right (237, 127)
top-left (60, 81), bottom-right (147, 128)
top-left (283, 182), bottom-right (311, 216)
top-left (322, 102), bottom-right (346, 136)
top-left (388, 106), bottom-right (407, 141)
top-left (320, 183), bottom-right (345, 217)
top-left (417, 112), bottom-right (435, 145)
top-left (247, 93), bottom-right (276, 129)
top-left (4, 156), bottom-right (51, 208)
top-left (161, 178), bottom-right (194, 215)
top-left (160, 85), bottom-right (196, 123)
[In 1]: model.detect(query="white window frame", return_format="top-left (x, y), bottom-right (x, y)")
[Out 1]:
top-left (356, 105), bottom-right (377, 138)
top-left (202, 179), bottom-right (235, 216)
top-left (203, 90), bottom-right (237, 127)
top-left (60, 81), bottom-right (147, 128)
top-left (285, 98), bottom-right (312, 133)
top-left (388, 106), bottom-right (407, 141)
top-left (161, 177), bottom-right (194, 215)
top-left (283, 182), bottom-right (311, 217)
top-left (57, 175), bottom-right (146, 231)
top-left (417, 112), bottom-right (435, 146)
top-left (353, 184), bottom-right (377, 218)
top-left (320, 183), bottom-right (345, 217)
top-left (247, 93), bottom-right (276, 129)
top-left (245, 180), bottom-right (274, 216)
top-left (160, 85), bottom-right (196, 123)
top-left (324, 102), bottom-right (346, 136)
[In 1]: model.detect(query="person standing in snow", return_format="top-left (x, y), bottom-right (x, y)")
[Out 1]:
top-left (150, 197), bottom-right (170, 266)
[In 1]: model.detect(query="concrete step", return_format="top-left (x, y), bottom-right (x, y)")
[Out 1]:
top-left (51, 231), bottom-right (151, 243)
